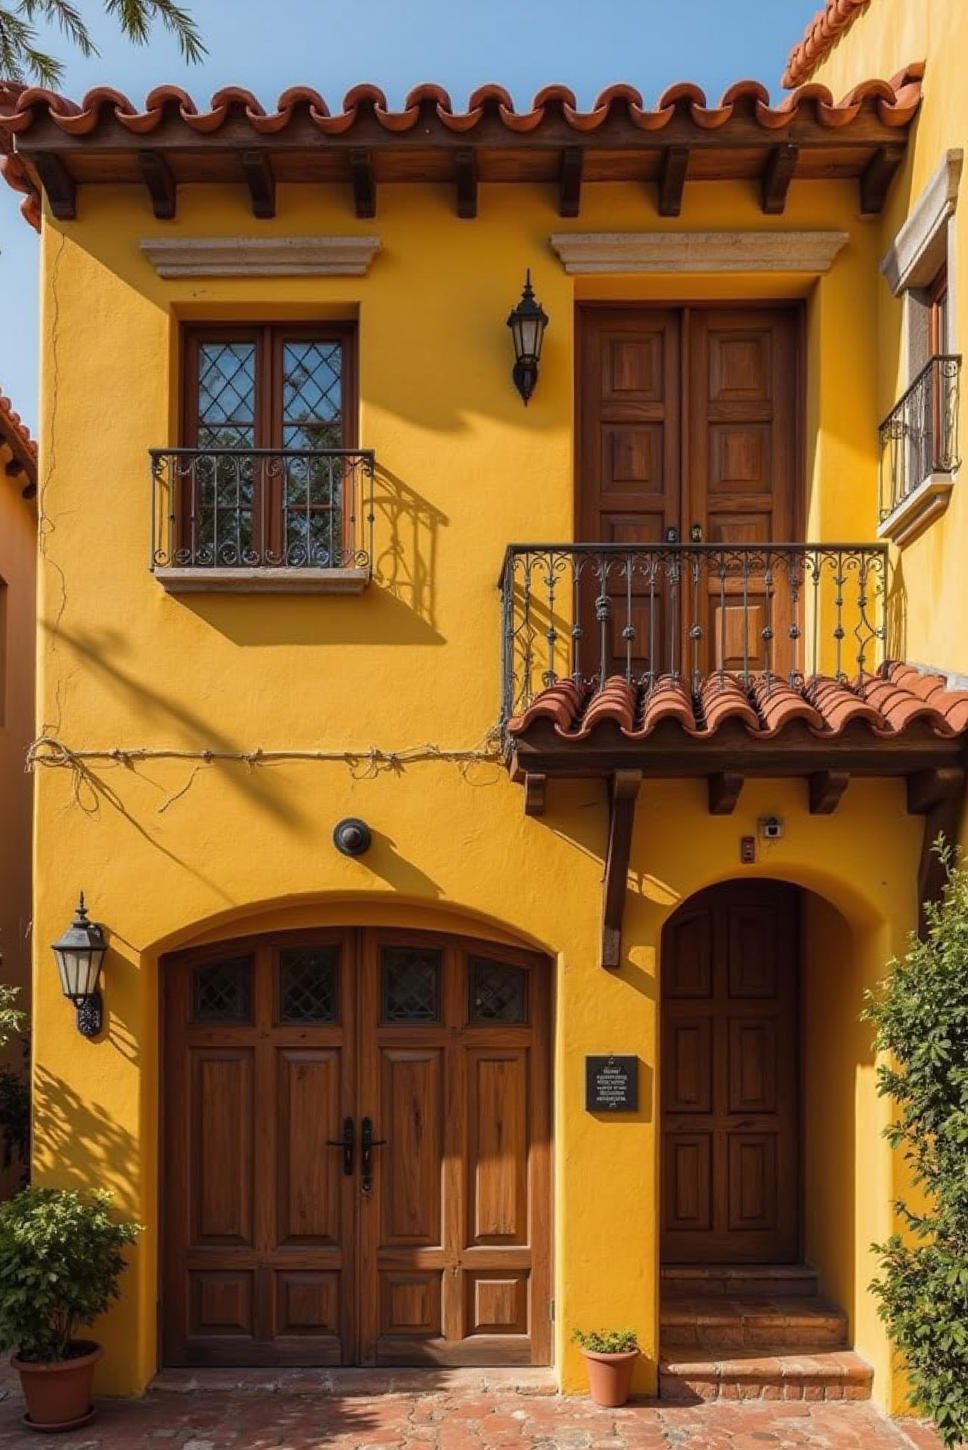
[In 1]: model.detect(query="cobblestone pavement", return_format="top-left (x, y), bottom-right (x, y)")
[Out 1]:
top-left (0, 1368), bottom-right (947, 1450)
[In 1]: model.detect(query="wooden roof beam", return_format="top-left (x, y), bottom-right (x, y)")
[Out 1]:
top-left (455, 148), bottom-right (477, 219)
top-left (240, 149), bottom-right (275, 219)
top-left (349, 148), bottom-right (376, 219)
top-left (708, 770), bottom-right (744, 815)
top-left (558, 146), bottom-right (582, 218)
top-left (602, 770), bottom-right (642, 969)
top-left (138, 149), bottom-right (176, 220)
top-left (761, 143), bottom-right (799, 216)
top-left (524, 772), bottom-right (547, 817)
top-left (808, 769), bottom-right (849, 814)
top-left (657, 145), bottom-right (689, 217)
top-left (32, 151), bottom-right (76, 220)
top-left (860, 142), bottom-right (906, 215)
top-left (906, 767), bottom-right (965, 936)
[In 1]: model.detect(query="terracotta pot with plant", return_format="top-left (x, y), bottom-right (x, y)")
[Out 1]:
top-left (572, 1327), bottom-right (640, 1407)
top-left (0, 1186), bottom-right (141, 1431)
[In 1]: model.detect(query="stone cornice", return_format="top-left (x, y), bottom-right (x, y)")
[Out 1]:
top-left (549, 231), bottom-right (849, 275)
top-left (140, 235), bottom-right (382, 278)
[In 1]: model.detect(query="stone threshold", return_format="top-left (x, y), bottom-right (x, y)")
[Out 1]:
top-left (150, 1366), bottom-right (558, 1397)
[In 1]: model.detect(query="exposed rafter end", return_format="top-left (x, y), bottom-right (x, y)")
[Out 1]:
top-left (524, 772), bottom-right (547, 817)
top-left (860, 143), bottom-right (906, 215)
top-left (761, 143), bottom-right (799, 216)
top-left (601, 770), bottom-right (642, 970)
top-left (455, 148), bottom-right (477, 219)
top-left (240, 149), bottom-right (275, 219)
top-left (708, 771), bottom-right (744, 815)
top-left (657, 146), bottom-right (689, 217)
top-left (906, 767), bottom-right (966, 936)
top-left (138, 149), bottom-right (176, 220)
top-left (349, 149), bottom-right (376, 219)
top-left (558, 146), bottom-right (582, 218)
top-left (808, 769), bottom-right (849, 814)
top-left (32, 152), bottom-right (76, 221)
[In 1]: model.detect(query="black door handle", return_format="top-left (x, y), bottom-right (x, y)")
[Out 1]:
top-left (360, 1115), bottom-right (387, 1194)
top-left (327, 1116), bottom-right (355, 1176)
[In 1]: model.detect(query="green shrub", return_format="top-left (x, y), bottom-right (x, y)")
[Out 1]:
top-left (571, 1326), bottom-right (638, 1354)
top-left (0, 1187), bottom-right (141, 1362)
top-left (863, 853), bottom-right (968, 1448)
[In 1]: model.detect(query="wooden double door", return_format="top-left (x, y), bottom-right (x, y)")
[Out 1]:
top-left (661, 882), bottom-right (800, 1264)
top-left (163, 929), bottom-right (551, 1367)
top-left (578, 304), bottom-right (801, 677)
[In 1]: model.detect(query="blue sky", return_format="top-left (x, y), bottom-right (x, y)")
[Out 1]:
top-left (2, 0), bottom-right (822, 429)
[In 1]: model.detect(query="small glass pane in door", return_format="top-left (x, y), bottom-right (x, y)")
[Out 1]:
top-left (191, 956), bottom-right (253, 1023)
top-left (278, 947), bottom-right (339, 1023)
top-left (381, 946), bottom-right (441, 1023)
top-left (468, 957), bottom-right (527, 1023)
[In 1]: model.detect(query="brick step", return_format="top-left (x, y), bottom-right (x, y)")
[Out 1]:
top-left (658, 1348), bottom-right (873, 1403)
top-left (661, 1296), bottom-right (849, 1351)
top-left (661, 1264), bottom-right (820, 1299)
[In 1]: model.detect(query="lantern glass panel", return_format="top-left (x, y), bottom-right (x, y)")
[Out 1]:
top-left (55, 945), bottom-right (105, 1000)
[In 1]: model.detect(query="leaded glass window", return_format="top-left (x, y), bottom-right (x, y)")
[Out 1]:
top-left (468, 957), bottom-right (527, 1024)
top-left (381, 947), bottom-right (441, 1023)
top-left (191, 956), bottom-right (252, 1023)
top-left (278, 947), bottom-right (339, 1024)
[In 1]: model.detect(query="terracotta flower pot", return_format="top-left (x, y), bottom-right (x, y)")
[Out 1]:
top-left (581, 1346), bottom-right (639, 1407)
top-left (12, 1340), bottom-right (102, 1431)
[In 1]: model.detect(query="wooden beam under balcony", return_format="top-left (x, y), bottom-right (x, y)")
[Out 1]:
top-left (138, 149), bottom-right (176, 219)
top-left (558, 146), bottom-right (582, 218)
top-left (349, 149), bottom-right (376, 218)
top-left (602, 770), bottom-right (642, 970)
top-left (808, 770), bottom-right (849, 814)
top-left (240, 149), bottom-right (276, 218)
top-left (657, 146), bottom-right (689, 217)
top-left (708, 770), bottom-right (744, 815)
top-left (907, 767), bottom-right (966, 934)
top-left (455, 148), bottom-right (477, 219)
top-left (860, 143), bottom-right (906, 215)
top-left (31, 151), bottom-right (76, 220)
top-left (761, 143), bottom-right (798, 215)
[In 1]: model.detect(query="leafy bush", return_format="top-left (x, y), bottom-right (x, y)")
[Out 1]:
top-left (0, 1187), bottom-right (141, 1362)
top-left (571, 1327), bottom-right (638, 1354)
top-left (863, 853), bottom-right (968, 1448)
top-left (0, 982), bottom-right (24, 1048)
top-left (0, 985), bottom-right (28, 1183)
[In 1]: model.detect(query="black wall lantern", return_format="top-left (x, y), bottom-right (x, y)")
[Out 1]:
top-left (52, 893), bottom-right (107, 1038)
top-left (507, 269), bottom-right (548, 404)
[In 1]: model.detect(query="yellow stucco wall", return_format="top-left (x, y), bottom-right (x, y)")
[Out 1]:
top-left (31, 166), bottom-right (923, 1405)
top-left (0, 463), bottom-right (34, 1197)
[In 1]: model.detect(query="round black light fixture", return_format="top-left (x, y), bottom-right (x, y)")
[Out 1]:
top-left (333, 818), bottom-right (372, 857)
top-left (507, 269), bottom-right (549, 405)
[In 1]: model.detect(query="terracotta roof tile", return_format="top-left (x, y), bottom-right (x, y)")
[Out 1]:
top-left (784, 0), bottom-right (876, 89)
top-left (507, 661), bottom-right (968, 744)
top-left (0, 386), bottom-right (36, 488)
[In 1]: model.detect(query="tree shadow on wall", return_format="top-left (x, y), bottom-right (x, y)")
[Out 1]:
top-left (33, 1065), bottom-right (139, 1203)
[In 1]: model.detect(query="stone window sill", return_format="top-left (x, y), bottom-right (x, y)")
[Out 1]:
top-left (154, 566), bottom-right (371, 595)
top-left (877, 473), bottom-right (955, 548)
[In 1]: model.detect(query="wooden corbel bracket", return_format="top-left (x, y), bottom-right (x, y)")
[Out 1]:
top-left (907, 766), bottom-right (966, 936)
top-left (601, 770), bottom-right (642, 970)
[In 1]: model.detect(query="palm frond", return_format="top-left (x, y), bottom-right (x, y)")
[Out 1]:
top-left (0, 5), bottom-right (63, 84)
top-left (103, 0), bottom-right (205, 61)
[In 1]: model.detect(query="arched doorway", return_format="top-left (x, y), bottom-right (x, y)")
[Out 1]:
top-left (661, 880), bottom-right (799, 1265)
top-left (162, 926), bottom-right (552, 1368)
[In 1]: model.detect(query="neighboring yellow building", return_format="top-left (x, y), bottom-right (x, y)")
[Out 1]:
top-left (1, 0), bottom-right (967, 1412)
top-left (0, 391), bottom-right (36, 1196)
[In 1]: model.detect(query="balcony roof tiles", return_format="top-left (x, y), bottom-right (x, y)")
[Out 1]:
top-left (784, 0), bottom-right (876, 90)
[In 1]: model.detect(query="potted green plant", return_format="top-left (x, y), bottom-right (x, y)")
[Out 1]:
top-left (572, 1327), bottom-right (640, 1406)
top-left (0, 1186), bottom-right (141, 1431)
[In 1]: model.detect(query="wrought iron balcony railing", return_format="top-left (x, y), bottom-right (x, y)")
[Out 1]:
top-left (878, 354), bottom-right (961, 521)
top-left (150, 448), bottom-right (375, 572)
top-left (500, 543), bottom-right (889, 723)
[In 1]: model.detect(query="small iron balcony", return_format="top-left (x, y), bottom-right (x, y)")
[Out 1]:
top-left (500, 542), bottom-right (889, 724)
top-left (150, 448), bottom-right (375, 591)
top-left (878, 354), bottom-right (961, 525)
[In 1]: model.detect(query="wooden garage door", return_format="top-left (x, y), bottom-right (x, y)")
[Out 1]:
top-left (661, 882), bottom-right (799, 1264)
top-left (163, 929), bottom-right (551, 1367)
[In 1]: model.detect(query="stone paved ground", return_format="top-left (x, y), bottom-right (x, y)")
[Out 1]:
top-left (0, 1368), bottom-right (950, 1450)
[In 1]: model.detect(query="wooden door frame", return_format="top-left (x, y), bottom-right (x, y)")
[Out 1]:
top-left (574, 301), bottom-right (807, 546)
top-left (158, 923), bottom-right (554, 1371)
top-left (657, 879), bottom-right (803, 1268)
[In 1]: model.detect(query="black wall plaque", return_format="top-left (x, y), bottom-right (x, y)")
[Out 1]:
top-left (585, 1055), bottom-right (638, 1112)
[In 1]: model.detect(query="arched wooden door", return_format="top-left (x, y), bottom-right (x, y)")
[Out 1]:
top-left (661, 882), bottom-right (800, 1264)
top-left (162, 927), bottom-right (552, 1368)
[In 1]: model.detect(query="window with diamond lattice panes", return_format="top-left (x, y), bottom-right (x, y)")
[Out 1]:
top-left (469, 956), bottom-right (527, 1023)
top-left (278, 946), bottom-right (339, 1023)
top-left (381, 946), bottom-right (441, 1022)
top-left (191, 956), bottom-right (253, 1023)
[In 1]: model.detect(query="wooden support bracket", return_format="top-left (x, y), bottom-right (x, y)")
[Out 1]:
top-left (906, 766), bottom-right (966, 935)
top-left (32, 152), bottom-right (76, 220)
top-left (761, 143), bottom-right (799, 215)
top-left (808, 769), bottom-right (849, 815)
top-left (349, 149), bottom-right (376, 219)
top-left (523, 772), bottom-right (547, 817)
top-left (240, 149), bottom-right (276, 219)
top-left (860, 143), bottom-right (906, 215)
top-left (708, 771), bottom-right (744, 815)
top-left (558, 146), bottom-right (582, 218)
top-left (601, 770), bottom-right (642, 970)
top-left (455, 148), bottom-right (478, 219)
top-left (657, 146), bottom-right (689, 217)
top-left (138, 149), bottom-right (176, 220)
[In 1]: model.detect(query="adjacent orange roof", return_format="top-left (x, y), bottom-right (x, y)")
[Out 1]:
top-left (508, 661), bottom-right (968, 744)
top-left (784, 0), bottom-right (874, 89)
top-left (0, 386), bottom-right (37, 493)
top-left (0, 67), bottom-right (924, 230)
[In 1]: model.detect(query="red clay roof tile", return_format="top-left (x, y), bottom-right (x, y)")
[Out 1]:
top-left (784, 0), bottom-right (875, 89)
top-left (0, 386), bottom-right (36, 486)
top-left (507, 661), bottom-right (968, 745)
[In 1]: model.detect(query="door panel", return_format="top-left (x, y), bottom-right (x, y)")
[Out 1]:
top-left (165, 929), bottom-right (551, 1369)
top-left (661, 882), bottom-right (799, 1264)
